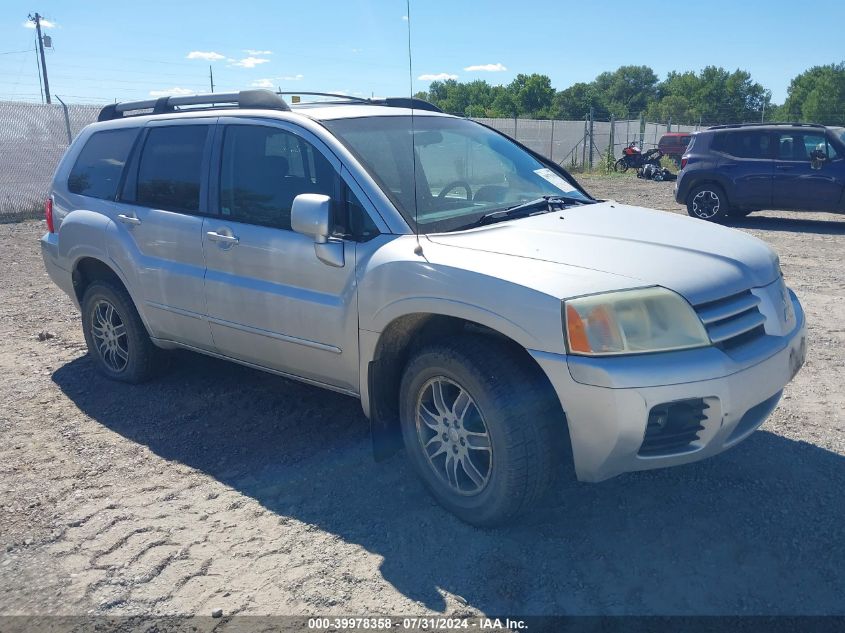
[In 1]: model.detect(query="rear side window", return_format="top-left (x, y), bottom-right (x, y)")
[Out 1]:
top-left (219, 125), bottom-right (336, 230)
top-left (67, 128), bottom-right (138, 200)
top-left (711, 131), bottom-right (771, 159)
top-left (134, 126), bottom-right (209, 212)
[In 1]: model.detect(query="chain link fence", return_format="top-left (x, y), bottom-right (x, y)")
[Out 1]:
top-left (0, 101), bottom-right (101, 220)
top-left (0, 100), bottom-right (700, 221)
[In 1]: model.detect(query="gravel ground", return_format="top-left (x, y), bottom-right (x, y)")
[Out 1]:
top-left (1, 175), bottom-right (844, 617)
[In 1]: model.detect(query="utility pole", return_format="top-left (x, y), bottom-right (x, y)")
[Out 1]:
top-left (29, 13), bottom-right (51, 104)
top-left (209, 65), bottom-right (214, 93)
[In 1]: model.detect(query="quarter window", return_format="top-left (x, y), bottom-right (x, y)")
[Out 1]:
top-left (134, 126), bottom-right (209, 212)
top-left (68, 128), bottom-right (139, 199)
top-left (219, 125), bottom-right (336, 229)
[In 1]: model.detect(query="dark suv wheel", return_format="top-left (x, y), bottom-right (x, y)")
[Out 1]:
top-left (687, 183), bottom-right (730, 222)
top-left (81, 280), bottom-right (162, 383)
top-left (398, 336), bottom-right (563, 526)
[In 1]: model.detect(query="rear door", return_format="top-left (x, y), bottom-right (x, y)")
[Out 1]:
top-left (201, 118), bottom-right (362, 392)
top-left (772, 130), bottom-right (844, 211)
top-left (109, 119), bottom-right (215, 350)
top-left (712, 130), bottom-right (773, 208)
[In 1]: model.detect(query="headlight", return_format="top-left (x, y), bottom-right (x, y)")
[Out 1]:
top-left (563, 287), bottom-right (710, 356)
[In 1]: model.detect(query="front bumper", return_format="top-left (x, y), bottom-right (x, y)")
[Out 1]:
top-left (531, 292), bottom-right (806, 482)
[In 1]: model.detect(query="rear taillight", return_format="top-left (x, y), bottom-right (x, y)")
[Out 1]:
top-left (680, 158), bottom-right (688, 170)
top-left (45, 197), bottom-right (54, 233)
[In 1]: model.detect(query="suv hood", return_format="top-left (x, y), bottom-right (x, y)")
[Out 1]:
top-left (426, 201), bottom-right (780, 305)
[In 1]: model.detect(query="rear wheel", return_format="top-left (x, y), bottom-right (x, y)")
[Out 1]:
top-left (687, 183), bottom-right (730, 222)
top-left (614, 158), bottom-right (629, 173)
top-left (81, 280), bottom-right (161, 383)
top-left (399, 337), bottom-right (563, 526)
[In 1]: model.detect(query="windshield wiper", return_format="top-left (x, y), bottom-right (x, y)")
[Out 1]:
top-left (469, 196), bottom-right (591, 228)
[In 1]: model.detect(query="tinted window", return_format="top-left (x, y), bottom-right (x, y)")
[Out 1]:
top-left (135, 126), bottom-right (209, 212)
top-left (713, 131), bottom-right (771, 159)
top-left (219, 125), bottom-right (336, 229)
top-left (800, 132), bottom-right (838, 160)
top-left (68, 128), bottom-right (138, 199)
top-left (338, 186), bottom-right (379, 241)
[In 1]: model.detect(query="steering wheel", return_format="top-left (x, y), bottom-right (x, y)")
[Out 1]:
top-left (437, 180), bottom-right (472, 200)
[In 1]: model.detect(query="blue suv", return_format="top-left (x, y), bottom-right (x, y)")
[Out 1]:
top-left (675, 123), bottom-right (845, 222)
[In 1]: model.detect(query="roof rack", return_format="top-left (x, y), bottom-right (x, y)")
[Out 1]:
top-left (708, 122), bottom-right (826, 130)
top-left (97, 88), bottom-right (444, 122)
top-left (278, 91), bottom-right (442, 113)
top-left (97, 89), bottom-right (290, 122)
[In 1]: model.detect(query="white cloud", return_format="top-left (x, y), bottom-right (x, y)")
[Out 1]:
top-left (23, 18), bottom-right (57, 29)
top-left (464, 62), bottom-right (507, 72)
top-left (186, 51), bottom-right (225, 61)
top-left (251, 74), bottom-right (303, 89)
top-left (149, 87), bottom-right (195, 97)
top-left (418, 73), bottom-right (458, 81)
top-left (250, 79), bottom-right (275, 89)
top-left (244, 49), bottom-right (272, 56)
top-left (230, 56), bottom-right (271, 68)
top-left (401, 15), bottom-right (408, 20)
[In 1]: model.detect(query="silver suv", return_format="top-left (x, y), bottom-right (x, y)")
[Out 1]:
top-left (41, 90), bottom-right (806, 525)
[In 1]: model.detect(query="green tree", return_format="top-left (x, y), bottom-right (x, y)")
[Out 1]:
top-left (550, 82), bottom-right (602, 119)
top-left (507, 73), bottom-right (555, 117)
top-left (592, 65), bottom-right (659, 117)
top-left (781, 63), bottom-right (845, 125)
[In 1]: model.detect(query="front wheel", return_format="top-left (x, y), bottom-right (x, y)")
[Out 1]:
top-left (399, 337), bottom-right (562, 526)
top-left (614, 158), bottom-right (629, 173)
top-left (686, 183), bottom-right (730, 222)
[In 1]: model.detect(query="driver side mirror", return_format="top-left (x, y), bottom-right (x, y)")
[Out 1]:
top-left (291, 193), bottom-right (344, 267)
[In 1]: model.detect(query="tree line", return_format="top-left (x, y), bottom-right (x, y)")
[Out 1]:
top-left (413, 63), bottom-right (845, 126)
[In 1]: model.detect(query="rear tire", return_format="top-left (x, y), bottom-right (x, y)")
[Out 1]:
top-left (687, 183), bottom-right (730, 222)
top-left (399, 336), bottom-right (563, 526)
top-left (81, 280), bottom-right (161, 383)
top-left (614, 158), bottom-right (629, 173)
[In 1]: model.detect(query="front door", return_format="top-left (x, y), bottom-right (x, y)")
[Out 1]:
top-left (772, 131), bottom-right (844, 211)
top-left (714, 129), bottom-right (773, 208)
top-left (202, 119), bottom-right (360, 392)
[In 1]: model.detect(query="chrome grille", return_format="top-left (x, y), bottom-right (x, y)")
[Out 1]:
top-left (694, 289), bottom-right (766, 350)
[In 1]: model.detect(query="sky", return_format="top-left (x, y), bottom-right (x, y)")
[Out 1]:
top-left (2, 0), bottom-right (844, 106)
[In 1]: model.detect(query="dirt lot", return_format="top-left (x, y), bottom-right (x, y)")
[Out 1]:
top-left (1, 175), bottom-right (844, 618)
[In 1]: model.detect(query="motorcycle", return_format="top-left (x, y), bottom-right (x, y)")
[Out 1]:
top-left (614, 142), bottom-right (663, 173)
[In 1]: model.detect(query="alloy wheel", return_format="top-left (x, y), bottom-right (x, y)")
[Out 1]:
top-left (90, 299), bottom-right (129, 372)
top-left (415, 376), bottom-right (492, 496)
top-left (691, 190), bottom-right (721, 219)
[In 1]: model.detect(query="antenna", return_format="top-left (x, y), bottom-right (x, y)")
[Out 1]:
top-left (406, 0), bottom-right (423, 256)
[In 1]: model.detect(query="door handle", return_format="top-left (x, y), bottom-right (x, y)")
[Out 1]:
top-left (206, 231), bottom-right (239, 245)
top-left (117, 213), bottom-right (141, 226)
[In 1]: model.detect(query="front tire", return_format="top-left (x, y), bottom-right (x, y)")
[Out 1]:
top-left (399, 337), bottom-right (562, 526)
top-left (687, 183), bottom-right (730, 222)
top-left (81, 280), bottom-right (161, 383)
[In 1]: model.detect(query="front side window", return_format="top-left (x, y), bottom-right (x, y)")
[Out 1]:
top-left (714, 131), bottom-right (771, 159)
top-left (324, 116), bottom-right (590, 233)
top-left (134, 126), bottom-right (209, 212)
top-left (68, 128), bottom-right (139, 199)
top-left (219, 125), bottom-right (336, 230)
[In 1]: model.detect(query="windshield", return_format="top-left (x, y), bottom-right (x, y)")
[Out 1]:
top-left (324, 115), bottom-right (591, 233)
top-left (836, 128), bottom-right (845, 146)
